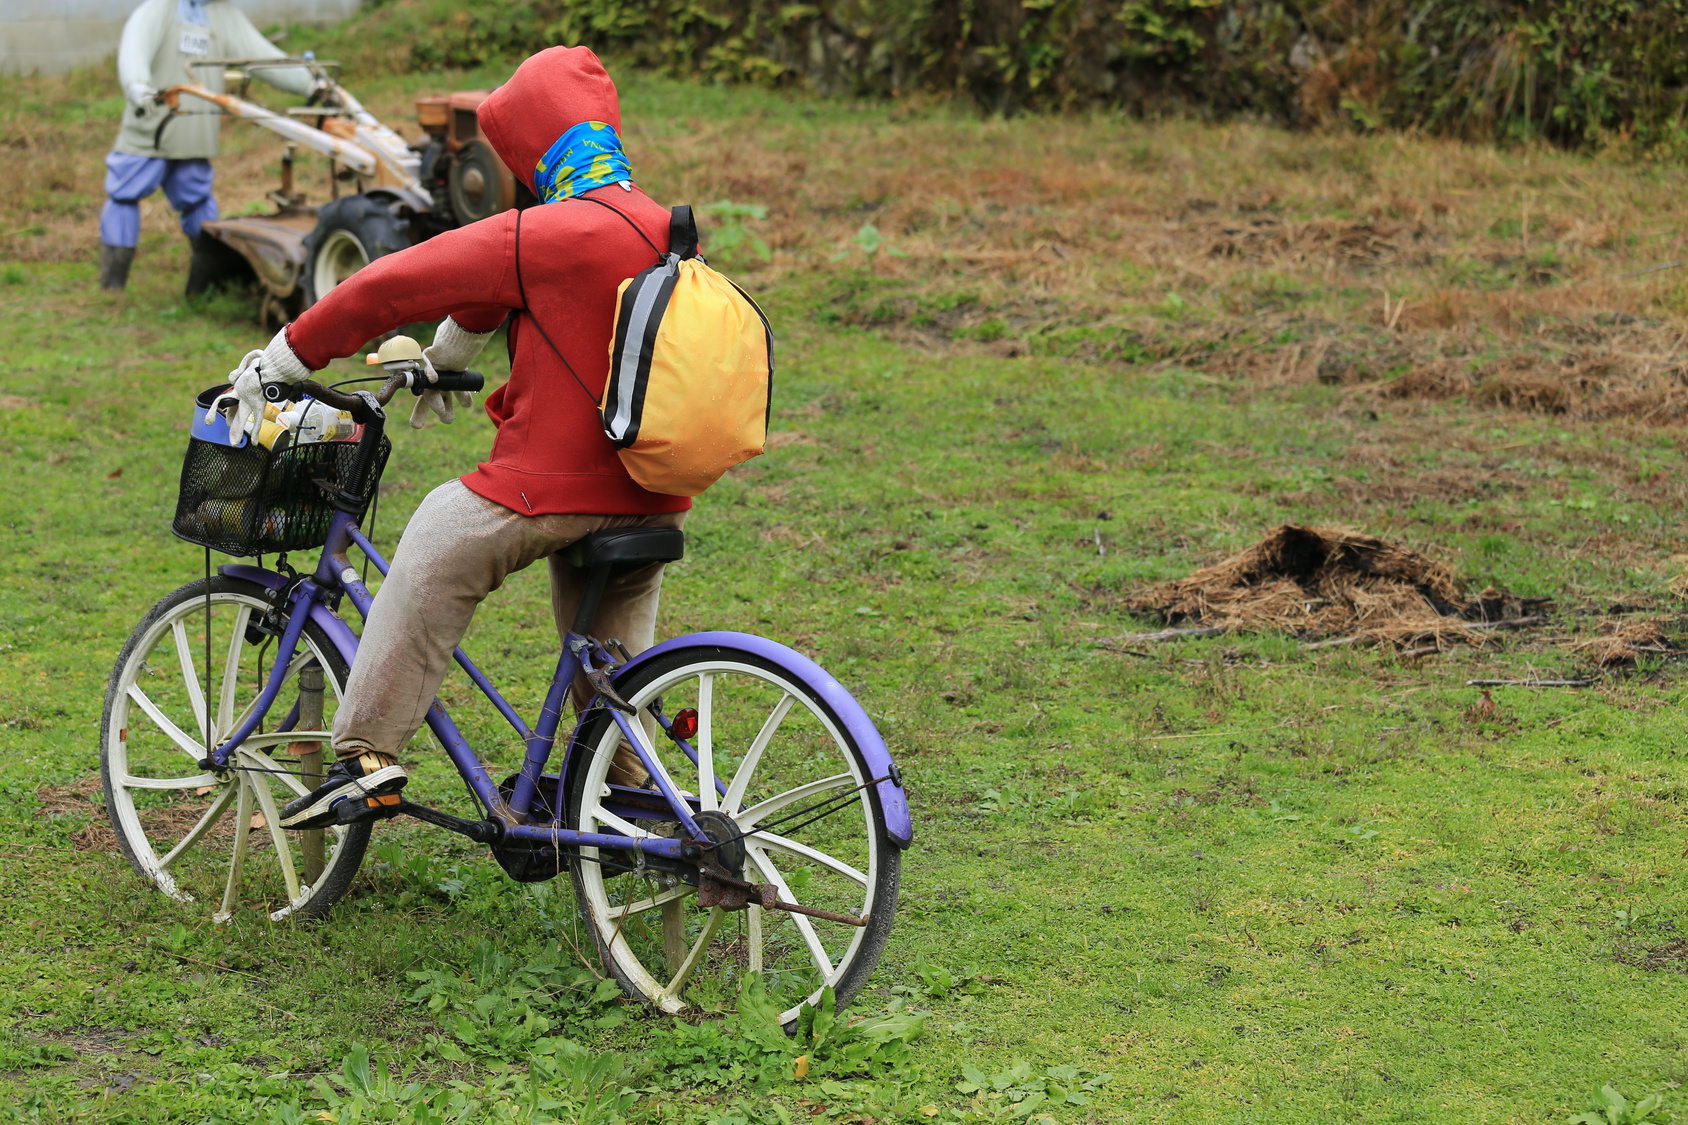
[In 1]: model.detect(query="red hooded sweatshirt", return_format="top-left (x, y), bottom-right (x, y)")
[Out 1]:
top-left (283, 46), bottom-right (688, 516)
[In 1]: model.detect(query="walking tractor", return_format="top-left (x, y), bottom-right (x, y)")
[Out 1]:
top-left (160, 56), bottom-right (525, 324)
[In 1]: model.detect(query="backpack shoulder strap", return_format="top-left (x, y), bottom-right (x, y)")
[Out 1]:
top-left (513, 207), bottom-right (598, 404)
top-left (669, 205), bottom-right (699, 261)
top-left (571, 194), bottom-right (666, 263)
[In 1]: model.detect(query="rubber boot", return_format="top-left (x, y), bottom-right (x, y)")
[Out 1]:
top-left (98, 243), bottom-right (134, 292)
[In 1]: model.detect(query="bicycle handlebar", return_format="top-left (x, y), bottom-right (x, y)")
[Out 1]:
top-left (267, 369), bottom-right (484, 416)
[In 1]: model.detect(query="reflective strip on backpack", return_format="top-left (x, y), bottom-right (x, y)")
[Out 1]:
top-left (605, 255), bottom-right (680, 447)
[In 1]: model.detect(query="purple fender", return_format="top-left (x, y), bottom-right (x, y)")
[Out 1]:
top-left (220, 564), bottom-right (361, 669)
top-left (616, 631), bottom-right (914, 849)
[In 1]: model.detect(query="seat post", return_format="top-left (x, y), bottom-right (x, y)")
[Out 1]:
top-left (570, 563), bottom-right (612, 636)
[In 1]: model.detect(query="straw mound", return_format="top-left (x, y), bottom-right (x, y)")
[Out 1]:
top-left (1128, 524), bottom-right (1483, 641)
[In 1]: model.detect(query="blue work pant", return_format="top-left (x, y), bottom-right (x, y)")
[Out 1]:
top-left (99, 153), bottom-right (218, 248)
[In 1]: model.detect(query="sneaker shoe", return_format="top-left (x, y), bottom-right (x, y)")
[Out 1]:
top-left (280, 752), bottom-right (408, 830)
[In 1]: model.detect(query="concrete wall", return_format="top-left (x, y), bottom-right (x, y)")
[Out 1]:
top-left (1, 0), bottom-right (361, 75)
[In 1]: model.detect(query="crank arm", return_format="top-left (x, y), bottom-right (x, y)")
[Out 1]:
top-left (395, 800), bottom-right (503, 843)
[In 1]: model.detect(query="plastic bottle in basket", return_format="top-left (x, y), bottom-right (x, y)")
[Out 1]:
top-left (279, 399), bottom-right (355, 444)
top-left (184, 498), bottom-right (286, 544)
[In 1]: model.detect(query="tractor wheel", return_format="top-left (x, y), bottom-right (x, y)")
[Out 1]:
top-left (448, 140), bottom-right (517, 227)
top-left (301, 194), bottom-right (410, 308)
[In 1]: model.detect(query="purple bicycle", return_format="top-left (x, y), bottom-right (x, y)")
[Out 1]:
top-left (99, 361), bottom-right (911, 1022)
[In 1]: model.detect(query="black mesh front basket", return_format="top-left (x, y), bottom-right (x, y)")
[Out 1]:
top-left (172, 434), bottom-right (391, 557)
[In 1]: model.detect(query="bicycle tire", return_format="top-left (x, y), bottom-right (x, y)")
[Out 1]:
top-left (564, 642), bottom-right (900, 1025)
top-left (100, 576), bottom-right (370, 921)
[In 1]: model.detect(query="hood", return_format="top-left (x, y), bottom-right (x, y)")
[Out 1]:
top-left (477, 46), bottom-right (623, 195)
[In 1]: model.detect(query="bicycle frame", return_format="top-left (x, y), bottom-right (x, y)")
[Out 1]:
top-left (203, 506), bottom-right (701, 862)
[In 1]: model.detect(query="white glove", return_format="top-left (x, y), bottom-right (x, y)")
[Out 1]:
top-left (410, 317), bottom-right (493, 429)
top-left (125, 82), bottom-right (157, 109)
top-left (206, 327), bottom-right (312, 443)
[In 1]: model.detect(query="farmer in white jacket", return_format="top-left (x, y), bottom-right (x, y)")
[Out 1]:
top-left (99, 0), bottom-right (316, 292)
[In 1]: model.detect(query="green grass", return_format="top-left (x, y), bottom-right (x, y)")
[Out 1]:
top-left (3, 68), bottom-right (1688, 1125)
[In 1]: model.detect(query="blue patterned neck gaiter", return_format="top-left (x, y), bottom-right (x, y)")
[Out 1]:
top-left (534, 120), bottom-right (631, 203)
top-left (178, 0), bottom-right (209, 25)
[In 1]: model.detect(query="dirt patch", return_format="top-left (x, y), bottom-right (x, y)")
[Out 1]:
top-left (38, 773), bottom-right (234, 852)
top-left (1573, 620), bottom-right (1678, 668)
top-left (35, 774), bottom-right (102, 816)
top-left (1125, 524), bottom-right (1537, 643)
top-left (1617, 938), bottom-right (1688, 973)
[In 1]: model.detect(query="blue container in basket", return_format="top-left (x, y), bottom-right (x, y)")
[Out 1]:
top-left (191, 384), bottom-right (250, 447)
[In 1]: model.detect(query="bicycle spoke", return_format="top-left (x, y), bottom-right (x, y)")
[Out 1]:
top-left (737, 773), bottom-right (854, 829)
top-left (696, 673), bottom-right (716, 811)
top-left (748, 829), bottom-right (869, 888)
top-left (746, 847), bottom-right (835, 981)
top-left (214, 780), bottom-right (256, 924)
top-left (126, 685), bottom-right (205, 760)
top-left (237, 743), bottom-right (319, 798)
top-left (659, 906), bottom-right (725, 1001)
top-left (241, 761), bottom-right (301, 905)
top-left (156, 782), bottom-right (239, 872)
top-left (722, 691), bottom-right (793, 814)
top-left (171, 620), bottom-right (212, 746)
top-left (219, 649), bottom-right (321, 746)
top-left (748, 904), bottom-right (764, 974)
top-left (117, 772), bottom-right (219, 790)
top-left (217, 605), bottom-right (252, 735)
top-left (613, 883), bottom-right (689, 921)
top-left (623, 715), bottom-right (690, 804)
top-left (591, 805), bottom-right (652, 841)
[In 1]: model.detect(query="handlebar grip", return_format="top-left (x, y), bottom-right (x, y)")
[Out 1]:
top-left (429, 370), bottom-right (484, 393)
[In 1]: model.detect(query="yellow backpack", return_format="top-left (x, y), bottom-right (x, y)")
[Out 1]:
top-left (516, 203), bottom-right (772, 497)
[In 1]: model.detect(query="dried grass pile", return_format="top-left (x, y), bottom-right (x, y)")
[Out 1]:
top-left (1127, 524), bottom-right (1501, 644)
top-left (34, 773), bottom-right (238, 852)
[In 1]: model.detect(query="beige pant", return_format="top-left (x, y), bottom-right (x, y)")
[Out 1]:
top-left (331, 479), bottom-right (684, 761)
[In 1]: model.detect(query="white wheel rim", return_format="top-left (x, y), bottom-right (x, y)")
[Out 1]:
top-left (105, 590), bottom-right (355, 921)
top-left (575, 660), bottom-right (881, 1023)
top-left (312, 228), bottom-right (368, 298)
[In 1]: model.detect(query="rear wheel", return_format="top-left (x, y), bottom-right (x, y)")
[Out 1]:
top-left (566, 645), bottom-right (899, 1025)
top-left (100, 577), bottom-right (369, 921)
top-left (302, 194), bottom-right (409, 307)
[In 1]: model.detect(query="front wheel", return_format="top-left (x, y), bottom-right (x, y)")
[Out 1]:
top-left (566, 645), bottom-right (900, 1025)
top-left (100, 577), bottom-right (370, 921)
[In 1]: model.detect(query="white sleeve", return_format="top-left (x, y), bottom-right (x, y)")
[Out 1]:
top-left (116, 0), bottom-right (168, 93)
top-left (220, 8), bottom-right (315, 97)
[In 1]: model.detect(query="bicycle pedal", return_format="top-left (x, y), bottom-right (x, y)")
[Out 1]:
top-left (332, 791), bottom-right (405, 825)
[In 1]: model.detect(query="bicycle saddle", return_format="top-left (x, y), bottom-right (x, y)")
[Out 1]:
top-left (563, 527), bottom-right (685, 569)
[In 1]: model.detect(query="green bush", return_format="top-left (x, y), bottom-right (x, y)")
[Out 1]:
top-left (338, 0), bottom-right (1688, 150)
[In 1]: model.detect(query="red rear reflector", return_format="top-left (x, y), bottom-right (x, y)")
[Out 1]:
top-left (670, 708), bottom-right (699, 741)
